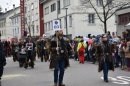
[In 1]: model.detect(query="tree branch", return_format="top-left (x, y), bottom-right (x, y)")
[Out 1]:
top-left (89, 0), bottom-right (104, 23)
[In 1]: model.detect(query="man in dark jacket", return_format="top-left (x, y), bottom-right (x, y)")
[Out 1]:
top-left (49, 30), bottom-right (69, 86)
top-left (0, 39), bottom-right (6, 83)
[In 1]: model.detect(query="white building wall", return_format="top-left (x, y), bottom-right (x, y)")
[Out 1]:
top-left (5, 8), bottom-right (20, 40)
top-left (43, 0), bottom-right (117, 39)
top-left (0, 19), bottom-right (6, 40)
top-left (10, 15), bottom-right (21, 40)
top-left (24, 0), bottom-right (40, 36)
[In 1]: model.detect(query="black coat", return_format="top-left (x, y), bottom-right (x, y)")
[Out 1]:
top-left (0, 41), bottom-right (6, 66)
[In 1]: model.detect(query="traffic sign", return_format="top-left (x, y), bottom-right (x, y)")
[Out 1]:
top-left (53, 20), bottom-right (60, 31)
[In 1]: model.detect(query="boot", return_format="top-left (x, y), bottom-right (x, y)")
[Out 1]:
top-left (58, 83), bottom-right (65, 86)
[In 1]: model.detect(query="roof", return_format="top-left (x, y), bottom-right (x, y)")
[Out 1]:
top-left (40, 0), bottom-right (49, 4)
top-left (116, 6), bottom-right (130, 11)
top-left (10, 13), bottom-right (20, 19)
top-left (0, 6), bottom-right (20, 20)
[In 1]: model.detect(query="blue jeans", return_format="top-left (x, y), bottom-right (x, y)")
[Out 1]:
top-left (54, 59), bottom-right (65, 84)
top-left (103, 62), bottom-right (109, 80)
top-left (115, 54), bottom-right (119, 67)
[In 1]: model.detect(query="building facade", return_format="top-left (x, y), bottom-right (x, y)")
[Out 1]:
top-left (40, 0), bottom-right (117, 39)
top-left (0, 6), bottom-right (20, 41)
top-left (24, 0), bottom-right (41, 37)
top-left (116, 6), bottom-right (130, 36)
top-left (10, 13), bottom-right (21, 40)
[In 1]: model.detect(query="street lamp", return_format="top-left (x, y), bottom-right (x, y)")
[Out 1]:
top-left (61, 8), bottom-right (68, 35)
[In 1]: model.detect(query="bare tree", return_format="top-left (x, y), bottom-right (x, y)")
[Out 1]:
top-left (76, 0), bottom-right (130, 33)
top-left (24, 16), bottom-right (34, 36)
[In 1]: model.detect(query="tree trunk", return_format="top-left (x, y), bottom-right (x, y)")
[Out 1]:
top-left (28, 27), bottom-right (31, 36)
top-left (104, 20), bottom-right (107, 33)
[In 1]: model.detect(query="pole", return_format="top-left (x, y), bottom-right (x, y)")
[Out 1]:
top-left (57, 0), bottom-right (58, 19)
top-left (66, 8), bottom-right (68, 35)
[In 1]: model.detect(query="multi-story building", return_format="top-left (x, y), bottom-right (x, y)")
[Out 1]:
top-left (40, 0), bottom-right (116, 38)
top-left (10, 13), bottom-right (21, 40)
top-left (0, 6), bottom-right (20, 41)
top-left (116, 6), bottom-right (130, 36)
top-left (24, 0), bottom-right (41, 37)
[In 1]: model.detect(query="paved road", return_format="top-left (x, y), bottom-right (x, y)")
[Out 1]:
top-left (1, 57), bottom-right (130, 86)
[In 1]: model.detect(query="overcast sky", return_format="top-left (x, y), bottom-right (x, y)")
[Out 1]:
top-left (0, 0), bottom-right (20, 12)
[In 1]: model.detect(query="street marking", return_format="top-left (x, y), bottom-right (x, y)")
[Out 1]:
top-left (3, 74), bottom-right (27, 80)
top-left (101, 76), bottom-right (130, 84)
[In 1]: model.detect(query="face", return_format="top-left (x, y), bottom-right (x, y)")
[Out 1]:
top-left (102, 35), bottom-right (107, 41)
top-left (21, 39), bottom-right (24, 43)
top-left (125, 31), bottom-right (128, 34)
top-left (59, 30), bottom-right (63, 36)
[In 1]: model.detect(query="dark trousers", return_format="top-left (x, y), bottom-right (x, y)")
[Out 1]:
top-left (54, 59), bottom-right (65, 84)
top-left (103, 62), bottom-right (109, 80)
top-left (0, 66), bottom-right (3, 80)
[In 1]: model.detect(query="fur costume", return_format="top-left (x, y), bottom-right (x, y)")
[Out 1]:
top-left (95, 43), bottom-right (115, 72)
top-left (49, 36), bottom-right (70, 69)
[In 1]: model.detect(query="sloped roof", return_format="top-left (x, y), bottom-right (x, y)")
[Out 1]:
top-left (0, 6), bottom-right (20, 20)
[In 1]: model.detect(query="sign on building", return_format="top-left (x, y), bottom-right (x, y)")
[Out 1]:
top-left (53, 20), bottom-right (60, 31)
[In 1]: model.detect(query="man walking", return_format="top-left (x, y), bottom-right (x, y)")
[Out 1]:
top-left (97, 34), bottom-right (114, 82)
top-left (49, 30), bottom-right (69, 86)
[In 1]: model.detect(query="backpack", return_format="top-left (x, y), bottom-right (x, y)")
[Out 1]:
top-left (79, 43), bottom-right (85, 53)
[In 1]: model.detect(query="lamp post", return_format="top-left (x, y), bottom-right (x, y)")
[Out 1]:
top-left (61, 8), bottom-right (68, 35)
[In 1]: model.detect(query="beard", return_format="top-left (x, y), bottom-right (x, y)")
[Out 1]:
top-left (59, 33), bottom-right (63, 36)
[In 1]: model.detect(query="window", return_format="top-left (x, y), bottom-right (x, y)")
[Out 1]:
top-left (17, 17), bottom-right (19, 23)
top-left (88, 14), bottom-right (95, 24)
top-left (64, 17), bottom-right (66, 28)
top-left (36, 25), bottom-right (39, 33)
top-left (13, 29), bottom-right (14, 36)
top-left (36, 13), bottom-right (38, 21)
top-left (2, 30), bottom-right (3, 35)
top-left (51, 3), bottom-right (56, 12)
top-left (31, 3), bottom-right (34, 10)
top-left (32, 25), bottom-right (35, 35)
top-left (45, 23), bottom-right (47, 31)
top-left (69, 15), bottom-right (72, 26)
top-left (17, 28), bottom-right (19, 34)
top-left (32, 15), bottom-right (34, 21)
top-left (58, 0), bottom-right (61, 14)
top-left (59, 19), bottom-right (62, 28)
top-left (63, 0), bottom-right (70, 7)
top-left (50, 22), bottom-right (52, 30)
top-left (35, 1), bottom-right (38, 8)
top-left (28, 5), bottom-right (30, 12)
top-left (45, 7), bottom-right (49, 14)
top-left (97, 0), bottom-right (102, 6)
top-left (15, 28), bottom-right (16, 35)
top-left (48, 22), bottom-right (50, 31)
top-left (25, 6), bottom-right (27, 13)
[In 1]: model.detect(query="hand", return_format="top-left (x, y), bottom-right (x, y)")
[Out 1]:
top-left (56, 47), bottom-right (59, 51)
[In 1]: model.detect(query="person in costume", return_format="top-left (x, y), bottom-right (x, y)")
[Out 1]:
top-left (49, 30), bottom-right (69, 86)
top-left (24, 36), bottom-right (36, 68)
top-left (96, 34), bottom-right (114, 82)
top-left (77, 37), bottom-right (87, 64)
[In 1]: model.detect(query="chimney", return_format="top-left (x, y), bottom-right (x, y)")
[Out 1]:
top-left (5, 8), bottom-right (7, 13)
top-left (13, 4), bottom-right (15, 10)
